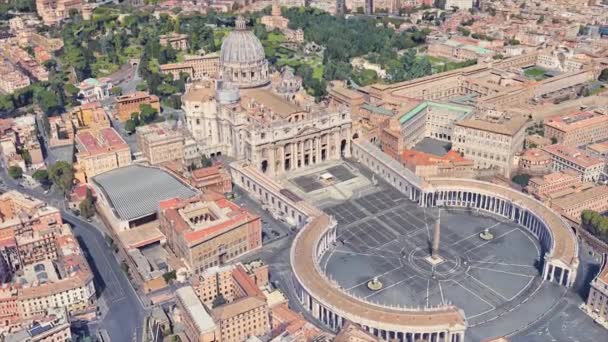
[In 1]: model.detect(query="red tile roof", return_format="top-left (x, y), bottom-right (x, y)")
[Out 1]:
top-left (76, 127), bottom-right (128, 155)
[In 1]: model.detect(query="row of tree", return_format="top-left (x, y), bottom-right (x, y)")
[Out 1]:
top-left (581, 210), bottom-right (608, 244)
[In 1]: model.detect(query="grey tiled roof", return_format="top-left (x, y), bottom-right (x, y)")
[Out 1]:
top-left (93, 165), bottom-right (198, 221)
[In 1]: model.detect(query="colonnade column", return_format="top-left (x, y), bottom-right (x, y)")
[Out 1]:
top-left (316, 137), bottom-right (321, 164)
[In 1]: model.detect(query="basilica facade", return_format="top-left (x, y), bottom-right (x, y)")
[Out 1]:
top-left (183, 17), bottom-right (352, 177)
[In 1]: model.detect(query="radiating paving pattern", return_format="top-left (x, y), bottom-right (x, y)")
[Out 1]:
top-left (321, 190), bottom-right (548, 327)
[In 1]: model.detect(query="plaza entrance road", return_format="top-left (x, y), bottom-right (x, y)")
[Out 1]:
top-left (0, 168), bottom-right (146, 342)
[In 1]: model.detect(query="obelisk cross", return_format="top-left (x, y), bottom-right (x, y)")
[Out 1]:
top-left (431, 210), bottom-right (441, 259)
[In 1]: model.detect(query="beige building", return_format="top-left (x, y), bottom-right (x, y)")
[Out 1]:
top-left (0, 192), bottom-right (96, 327)
top-left (452, 109), bottom-right (528, 177)
top-left (586, 258), bottom-right (608, 327)
top-left (551, 186), bottom-right (608, 224)
top-left (4, 307), bottom-right (71, 342)
top-left (158, 192), bottom-right (262, 275)
top-left (160, 53), bottom-right (220, 81)
top-left (527, 170), bottom-right (583, 201)
top-left (543, 144), bottom-right (605, 182)
top-left (159, 33), bottom-right (189, 51)
top-left (0, 61), bottom-right (30, 94)
top-left (176, 286), bottom-right (218, 342)
top-left (115, 92), bottom-right (161, 122)
top-left (75, 127), bottom-right (132, 182)
top-left (544, 110), bottom-right (608, 147)
top-left (400, 149), bottom-right (475, 179)
top-left (191, 263), bottom-right (271, 342)
top-left (36, 0), bottom-right (83, 25)
top-left (136, 122), bottom-right (185, 165)
top-left (428, 39), bottom-right (495, 62)
top-left (518, 148), bottom-right (552, 176)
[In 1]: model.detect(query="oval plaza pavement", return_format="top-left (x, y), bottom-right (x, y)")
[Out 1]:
top-left (231, 140), bottom-right (580, 342)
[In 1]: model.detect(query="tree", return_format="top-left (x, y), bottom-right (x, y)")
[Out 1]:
top-left (550, 137), bottom-right (558, 144)
top-left (457, 26), bottom-right (471, 36)
top-left (48, 161), bottom-right (74, 194)
top-left (79, 188), bottom-right (95, 219)
top-left (125, 119), bottom-right (137, 133)
top-left (253, 24), bottom-right (268, 40)
top-left (32, 169), bottom-right (49, 184)
top-left (19, 149), bottom-right (32, 167)
top-left (162, 270), bottom-right (177, 283)
top-left (139, 104), bottom-right (158, 124)
top-left (8, 166), bottom-right (23, 179)
top-left (599, 68), bottom-right (608, 82)
top-left (111, 86), bottom-right (123, 96)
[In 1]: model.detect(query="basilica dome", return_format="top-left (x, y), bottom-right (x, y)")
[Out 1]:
top-left (220, 17), bottom-right (270, 89)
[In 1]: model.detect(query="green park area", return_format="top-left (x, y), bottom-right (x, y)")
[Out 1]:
top-left (524, 67), bottom-right (548, 80)
top-left (426, 55), bottom-right (477, 73)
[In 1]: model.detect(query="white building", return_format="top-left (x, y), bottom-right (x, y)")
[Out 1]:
top-left (77, 78), bottom-right (112, 104)
top-left (182, 17), bottom-right (352, 177)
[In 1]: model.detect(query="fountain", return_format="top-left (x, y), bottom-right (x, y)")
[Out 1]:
top-left (367, 276), bottom-right (383, 291)
top-left (479, 228), bottom-right (494, 240)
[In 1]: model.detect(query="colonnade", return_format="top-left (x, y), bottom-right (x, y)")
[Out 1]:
top-left (294, 275), bottom-right (466, 342)
top-left (422, 188), bottom-right (575, 287)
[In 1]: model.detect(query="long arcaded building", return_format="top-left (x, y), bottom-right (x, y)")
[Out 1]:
top-left (230, 139), bottom-right (579, 341)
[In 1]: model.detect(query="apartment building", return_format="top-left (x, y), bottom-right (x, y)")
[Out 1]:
top-left (158, 192), bottom-right (262, 275)
top-left (551, 186), bottom-right (608, 224)
top-left (69, 102), bottom-right (111, 130)
top-left (75, 127), bottom-right (132, 182)
top-left (0, 115), bottom-right (44, 170)
top-left (115, 92), bottom-right (161, 122)
top-left (527, 170), bottom-right (583, 201)
top-left (400, 149), bottom-right (475, 179)
top-left (544, 110), bottom-right (608, 147)
top-left (4, 307), bottom-right (71, 342)
top-left (453, 110), bottom-right (528, 177)
top-left (0, 61), bottom-right (30, 94)
top-left (0, 191), bottom-right (95, 328)
top-left (586, 261), bottom-right (608, 326)
top-left (136, 122), bottom-right (185, 165)
top-left (543, 144), bottom-right (605, 182)
top-left (192, 263), bottom-right (270, 342)
top-left (175, 286), bottom-right (218, 342)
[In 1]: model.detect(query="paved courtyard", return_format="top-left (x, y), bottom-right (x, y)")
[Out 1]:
top-left (320, 186), bottom-right (568, 338)
top-left (292, 165), bottom-right (358, 193)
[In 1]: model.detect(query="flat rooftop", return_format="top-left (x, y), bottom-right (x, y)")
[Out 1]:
top-left (543, 144), bottom-right (604, 168)
top-left (93, 165), bottom-right (198, 221)
top-left (176, 286), bottom-right (216, 333)
top-left (76, 127), bottom-right (128, 155)
top-left (544, 110), bottom-right (608, 132)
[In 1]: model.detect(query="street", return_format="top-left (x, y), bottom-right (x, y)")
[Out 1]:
top-left (0, 167), bottom-right (146, 342)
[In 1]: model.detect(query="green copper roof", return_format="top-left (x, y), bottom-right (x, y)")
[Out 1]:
top-left (398, 101), bottom-right (472, 125)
